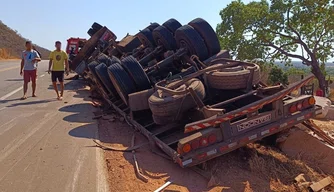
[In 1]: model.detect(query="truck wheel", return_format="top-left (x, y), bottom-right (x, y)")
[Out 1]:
top-left (97, 53), bottom-right (120, 66)
top-left (121, 56), bottom-right (151, 91)
top-left (87, 61), bottom-right (99, 78)
top-left (153, 26), bottom-right (177, 51)
top-left (149, 78), bottom-right (205, 124)
top-left (88, 61), bottom-right (108, 91)
top-left (87, 28), bottom-right (97, 36)
top-left (136, 28), bottom-right (156, 48)
top-left (188, 18), bottom-right (221, 56)
top-left (146, 22), bottom-right (160, 31)
top-left (92, 22), bottom-right (103, 31)
top-left (175, 25), bottom-right (209, 61)
top-left (163, 18), bottom-right (182, 34)
top-left (205, 64), bottom-right (261, 90)
top-left (108, 63), bottom-right (136, 105)
top-left (95, 63), bottom-right (118, 97)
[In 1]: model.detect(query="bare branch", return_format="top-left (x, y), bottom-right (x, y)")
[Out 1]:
top-left (262, 42), bottom-right (311, 64)
top-left (286, 7), bottom-right (314, 58)
top-left (313, 25), bottom-right (327, 52)
top-left (265, 29), bottom-right (297, 41)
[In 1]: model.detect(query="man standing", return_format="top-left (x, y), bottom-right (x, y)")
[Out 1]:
top-left (20, 41), bottom-right (41, 100)
top-left (48, 41), bottom-right (69, 100)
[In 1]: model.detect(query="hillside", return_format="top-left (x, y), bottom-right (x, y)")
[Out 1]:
top-left (0, 20), bottom-right (50, 59)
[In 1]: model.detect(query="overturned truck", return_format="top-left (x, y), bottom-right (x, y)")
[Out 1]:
top-left (73, 18), bottom-right (322, 168)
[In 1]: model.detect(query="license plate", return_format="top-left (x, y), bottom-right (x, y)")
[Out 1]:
top-left (237, 114), bottom-right (272, 132)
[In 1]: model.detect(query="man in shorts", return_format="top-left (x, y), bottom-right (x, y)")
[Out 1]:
top-left (20, 41), bottom-right (41, 100)
top-left (48, 41), bottom-right (69, 100)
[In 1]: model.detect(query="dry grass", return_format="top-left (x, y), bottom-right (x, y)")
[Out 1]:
top-left (205, 142), bottom-right (330, 191)
top-left (0, 48), bottom-right (17, 59)
top-left (248, 144), bottom-right (322, 183)
top-left (0, 21), bottom-right (50, 59)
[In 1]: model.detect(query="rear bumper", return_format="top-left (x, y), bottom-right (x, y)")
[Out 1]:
top-left (177, 106), bottom-right (322, 167)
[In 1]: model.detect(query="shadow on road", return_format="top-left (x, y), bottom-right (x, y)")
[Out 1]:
top-left (63, 113), bottom-right (94, 123)
top-left (68, 123), bottom-right (97, 139)
top-left (0, 98), bottom-right (22, 104)
top-left (6, 99), bottom-right (54, 107)
top-left (5, 78), bottom-right (23, 82)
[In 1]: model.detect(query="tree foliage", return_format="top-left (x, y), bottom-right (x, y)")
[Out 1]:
top-left (216, 0), bottom-right (334, 90)
top-left (268, 66), bottom-right (289, 85)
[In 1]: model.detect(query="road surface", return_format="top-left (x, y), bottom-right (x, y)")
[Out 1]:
top-left (0, 60), bottom-right (107, 192)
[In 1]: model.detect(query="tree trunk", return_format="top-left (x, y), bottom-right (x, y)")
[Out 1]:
top-left (311, 61), bottom-right (327, 96)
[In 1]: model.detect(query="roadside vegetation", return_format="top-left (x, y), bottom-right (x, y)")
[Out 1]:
top-left (0, 20), bottom-right (50, 59)
top-left (216, 0), bottom-right (334, 92)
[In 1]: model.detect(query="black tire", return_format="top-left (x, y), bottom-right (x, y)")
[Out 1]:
top-left (87, 28), bottom-right (97, 36)
top-left (149, 78), bottom-right (206, 124)
top-left (121, 56), bottom-right (151, 91)
top-left (87, 61), bottom-right (99, 78)
top-left (162, 18), bottom-right (182, 34)
top-left (188, 18), bottom-right (221, 56)
top-left (92, 22), bottom-right (103, 31)
top-left (205, 63), bottom-right (261, 90)
top-left (136, 28), bottom-right (156, 48)
top-left (107, 63), bottom-right (136, 105)
top-left (153, 26), bottom-right (177, 50)
top-left (95, 63), bottom-right (118, 97)
top-left (146, 22), bottom-right (160, 31)
top-left (175, 25), bottom-right (209, 60)
top-left (88, 61), bottom-right (108, 92)
top-left (96, 53), bottom-right (121, 66)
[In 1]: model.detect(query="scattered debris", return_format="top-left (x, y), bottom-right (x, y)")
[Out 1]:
top-left (93, 139), bottom-right (148, 152)
top-left (131, 134), bottom-right (149, 182)
top-left (294, 174), bottom-right (306, 183)
top-left (310, 177), bottom-right (333, 192)
top-left (303, 120), bottom-right (334, 147)
top-left (154, 181), bottom-right (172, 192)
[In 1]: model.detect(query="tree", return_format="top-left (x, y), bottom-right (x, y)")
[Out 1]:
top-left (216, 0), bottom-right (334, 92)
top-left (268, 66), bottom-right (289, 85)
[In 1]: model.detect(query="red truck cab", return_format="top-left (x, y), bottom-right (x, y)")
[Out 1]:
top-left (66, 38), bottom-right (87, 55)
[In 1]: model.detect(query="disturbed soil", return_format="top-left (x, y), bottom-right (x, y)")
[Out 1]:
top-left (97, 111), bottom-right (334, 192)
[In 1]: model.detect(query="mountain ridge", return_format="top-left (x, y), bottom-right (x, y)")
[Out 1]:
top-left (0, 20), bottom-right (50, 59)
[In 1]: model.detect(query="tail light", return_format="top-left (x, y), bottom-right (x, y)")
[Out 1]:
top-left (191, 140), bottom-right (200, 150)
top-left (208, 134), bottom-right (217, 144)
top-left (289, 96), bottom-right (315, 114)
top-left (182, 144), bottom-right (191, 153)
top-left (302, 99), bottom-right (310, 107)
top-left (308, 97), bottom-right (315, 105)
top-left (289, 104), bottom-right (297, 113)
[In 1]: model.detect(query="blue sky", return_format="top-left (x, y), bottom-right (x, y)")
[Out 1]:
top-left (0, 0), bottom-right (250, 50)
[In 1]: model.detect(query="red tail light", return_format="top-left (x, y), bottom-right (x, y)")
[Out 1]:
top-left (296, 103), bottom-right (303, 110)
top-left (309, 97), bottom-right (315, 105)
top-left (289, 104), bottom-right (297, 113)
top-left (191, 140), bottom-right (200, 150)
top-left (208, 134), bottom-right (217, 144)
top-left (302, 99), bottom-right (310, 107)
top-left (182, 144), bottom-right (191, 153)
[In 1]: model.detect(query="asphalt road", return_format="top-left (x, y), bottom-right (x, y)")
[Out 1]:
top-left (0, 60), bottom-right (107, 192)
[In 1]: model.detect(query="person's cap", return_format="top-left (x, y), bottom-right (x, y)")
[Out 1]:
top-left (55, 41), bottom-right (61, 44)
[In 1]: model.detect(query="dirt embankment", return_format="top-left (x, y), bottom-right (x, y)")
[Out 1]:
top-left (97, 113), bottom-right (334, 192)
top-left (0, 20), bottom-right (50, 59)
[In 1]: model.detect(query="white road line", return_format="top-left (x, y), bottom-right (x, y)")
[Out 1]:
top-left (95, 129), bottom-right (108, 192)
top-left (0, 87), bottom-right (23, 101)
top-left (40, 74), bottom-right (45, 77)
